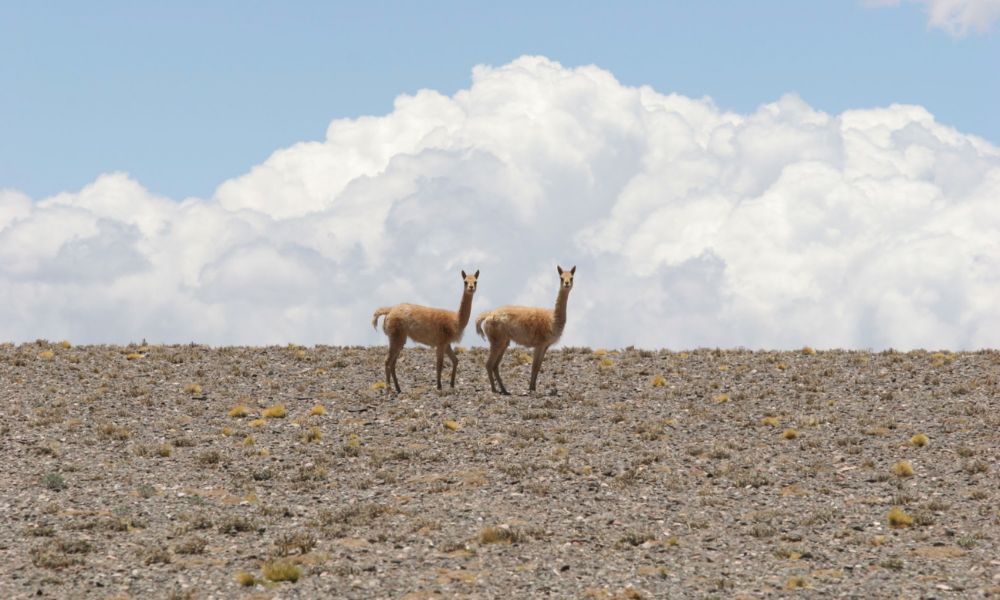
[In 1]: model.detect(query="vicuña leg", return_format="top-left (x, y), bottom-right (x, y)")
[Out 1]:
top-left (435, 345), bottom-right (447, 390)
top-left (386, 332), bottom-right (405, 393)
top-left (529, 344), bottom-right (549, 392)
top-left (446, 345), bottom-right (459, 388)
top-left (492, 339), bottom-right (511, 395)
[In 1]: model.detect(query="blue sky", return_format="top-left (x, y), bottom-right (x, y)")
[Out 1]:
top-left (2, 1), bottom-right (999, 349)
top-left (2, 0), bottom-right (998, 201)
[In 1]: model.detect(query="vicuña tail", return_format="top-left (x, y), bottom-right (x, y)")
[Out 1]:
top-left (372, 307), bottom-right (391, 329)
top-left (475, 312), bottom-right (489, 340)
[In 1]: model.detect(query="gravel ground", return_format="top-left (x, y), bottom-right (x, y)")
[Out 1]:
top-left (2, 341), bottom-right (999, 599)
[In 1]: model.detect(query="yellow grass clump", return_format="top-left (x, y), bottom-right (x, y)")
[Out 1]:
top-left (650, 375), bottom-right (667, 387)
top-left (443, 419), bottom-right (461, 431)
top-left (309, 404), bottom-right (326, 416)
top-left (58, 340), bottom-right (72, 349)
top-left (782, 428), bottom-right (799, 440)
top-left (242, 435), bottom-right (256, 446)
top-left (887, 506), bottom-right (913, 528)
top-left (599, 358), bottom-right (614, 368)
top-left (184, 383), bottom-right (202, 395)
top-left (221, 427), bottom-right (235, 437)
top-left (712, 393), bottom-right (730, 404)
top-left (760, 416), bottom-right (780, 427)
top-left (786, 576), bottom-right (809, 589)
top-left (801, 346), bottom-right (816, 355)
top-left (125, 352), bottom-right (142, 360)
top-left (479, 526), bottom-right (518, 544)
top-left (910, 433), bottom-right (929, 447)
top-left (892, 460), bottom-right (915, 477)
top-left (303, 427), bottom-right (322, 443)
top-left (228, 404), bottom-right (250, 418)
top-left (235, 571), bottom-right (256, 586)
top-left (371, 381), bottom-right (387, 391)
top-left (593, 348), bottom-right (608, 357)
top-left (262, 404), bottom-right (287, 419)
top-left (248, 419), bottom-right (267, 428)
top-left (930, 351), bottom-right (954, 367)
top-left (38, 350), bottom-right (55, 360)
top-left (262, 560), bottom-right (301, 582)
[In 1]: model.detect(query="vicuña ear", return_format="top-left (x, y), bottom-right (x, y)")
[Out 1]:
top-left (474, 269), bottom-right (479, 278)
top-left (557, 266), bottom-right (563, 275)
top-left (570, 266), bottom-right (576, 275)
top-left (461, 270), bottom-right (467, 279)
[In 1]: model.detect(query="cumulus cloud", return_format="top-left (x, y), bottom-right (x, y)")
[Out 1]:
top-left (2, 56), bottom-right (999, 349)
top-left (867, 0), bottom-right (1000, 36)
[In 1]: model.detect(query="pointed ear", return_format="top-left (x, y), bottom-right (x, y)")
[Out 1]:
top-left (461, 270), bottom-right (467, 279)
top-left (570, 266), bottom-right (576, 275)
top-left (557, 266), bottom-right (563, 275)
top-left (474, 269), bottom-right (479, 278)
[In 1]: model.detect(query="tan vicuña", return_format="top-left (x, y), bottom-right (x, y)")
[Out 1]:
top-left (372, 270), bottom-right (479, 392)
top-left (476, 266), bottom-right (575, 394)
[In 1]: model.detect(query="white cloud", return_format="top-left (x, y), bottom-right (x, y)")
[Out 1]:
top-left (2, 56), bottom-right (999, 349)
top-left (867, 0), bottom-right (1000, 36)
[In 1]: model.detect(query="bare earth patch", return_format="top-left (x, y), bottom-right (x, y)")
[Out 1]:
top-left (1, 343), bottom-right (999, 598)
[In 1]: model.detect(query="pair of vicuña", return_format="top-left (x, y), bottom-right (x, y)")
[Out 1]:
top-left (372, 266), bottom-right (576, 395)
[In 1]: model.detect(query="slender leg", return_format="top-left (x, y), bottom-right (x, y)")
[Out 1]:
top-left (435, 345), bottom-right (446, 390)
top-left (529, 345), bottom-right (549, 392)
top-left (446, 345), bottom-right (459, 388)
top-left (493, 340), bottom-right (511, 395)
top-left (386, 332), bottom-right (405, 393)
top-left (485, 341), bottom-right (500, 393)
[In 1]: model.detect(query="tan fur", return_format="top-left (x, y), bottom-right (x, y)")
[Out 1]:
top-left (373, 270), bottom-right (478, 392)
top-left (477, 266), bottom-right (575, 394)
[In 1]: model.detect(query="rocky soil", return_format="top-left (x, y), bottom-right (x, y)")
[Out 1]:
top-left (2, 342), bottom-right (999, 599)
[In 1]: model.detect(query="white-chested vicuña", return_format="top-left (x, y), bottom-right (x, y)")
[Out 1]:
top-left (476, 266), bottom-right (575, 394)
top-left (373, 270), bottom-right (479, 392)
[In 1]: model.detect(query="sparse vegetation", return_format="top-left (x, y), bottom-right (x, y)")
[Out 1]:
top-left (262, 559), bottom-right (302, 582)
top-left (262, 404), bottom-right (287, 418)
top-left (5, 344), bottom-right (997, 597)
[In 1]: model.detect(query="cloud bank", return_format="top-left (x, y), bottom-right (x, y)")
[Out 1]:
top-left (2, 56), bottom-right (999, 349)
top-left (867, 0), bottom-right (1000, 36)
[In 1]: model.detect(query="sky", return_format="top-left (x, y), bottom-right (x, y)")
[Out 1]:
top-left (1, 0), bottom-right (999, 349)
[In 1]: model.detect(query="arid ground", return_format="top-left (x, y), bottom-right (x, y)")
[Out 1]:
top-left (2, 342), bottom-right (999, 599)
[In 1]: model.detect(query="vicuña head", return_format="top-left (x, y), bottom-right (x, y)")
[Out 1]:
top-left (372, 269), bottom-right (479, 392)
top-left (476, 265), bottom-right (576, 394)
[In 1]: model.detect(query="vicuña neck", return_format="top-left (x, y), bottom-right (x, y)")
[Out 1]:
top-left (457, 290), bottom-right (474, 331)
top-left (552, 286), bottom-right (570, 336)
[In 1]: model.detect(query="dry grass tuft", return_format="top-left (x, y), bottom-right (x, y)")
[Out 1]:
top-left (479, 526), bottom-right (523, 545)
top-left (38, 350), bottom-right (55, 360)
top-left (125, 352), bottom-right (142, 360)
top-left (801, 346), bottom-right (816, 355)
top-left (786, 576), bottom-right (809, 589)
top-left (309, 404), bottom-right (326, 416)
top-left (183, 383), bottom-right (202, 395)
top-left (712, 393), bottom-right (730, 404)
top-left (248, 419), bottom-right (266, 429)
top-left (782, 428), bottom-right (799, 440)
top-left (443, 419), bottom-right (461, 431)
top-left (892, 460), bottom-right (915, 477)
top-left (371, 381), bottom-right (387, 390)
top-left (235, 571), bottom-right (256, 587)
top-left (262, 560), bottom-right (302, 582)
top-left (909, 433), bottom-right (929, 447)
top-left (262, 404), bottom-right (287, 419)
top-left (58, 340), bottom-right (72, 349)
top-left (760, 416), bottom-right (780, 427)
top-left (302, 427), bottom-right (322, 443)
top-left (228, 405), bottom-right (250, 418)
top-left (887, 506), bottom-right (913, 528)
top-left (650, 375), bottom-right (667, 387)
top-left (930, 352), bottom-right (954, 367)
